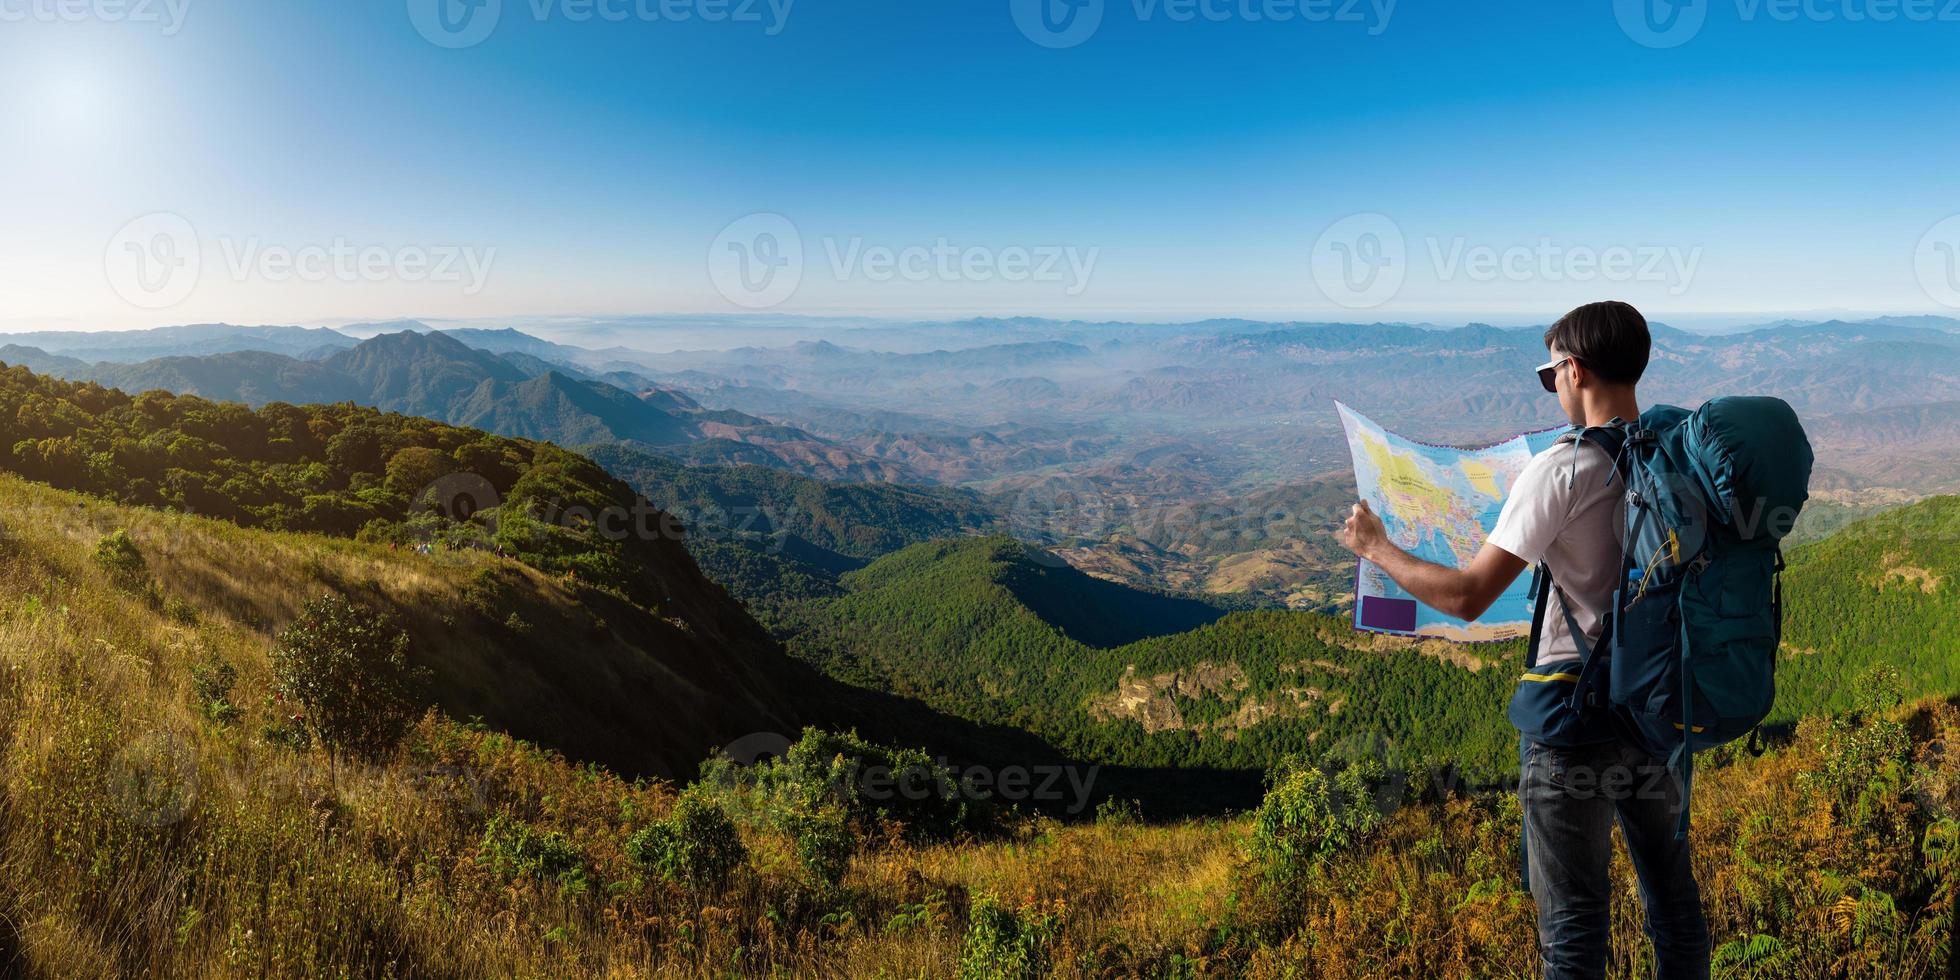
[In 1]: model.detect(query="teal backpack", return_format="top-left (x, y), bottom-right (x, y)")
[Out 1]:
top-left (1517, 396), bottom-right (1813, 839)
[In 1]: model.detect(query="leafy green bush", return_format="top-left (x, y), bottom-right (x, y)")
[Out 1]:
top-left (626, 786), bottom-right (747, 889)
top-left (269, 595), bottom-right (427, 773)
top-left (958, 893), bottom-right (1058, 980)
top-left (705, 727), bottom-right (977, 844)
top-left (190, 653), bottom-right (239, 725)
top-left (1249, 754), bottom-right (1388, 889)
top-left (1094, 796), bottom-right (1141, 825)
top-left (93, 529), bottom-right (146, 581)
top-left (786, 809), bottom-right (855, 889)
top-left (478, 815), bottom-right (592, 896)
top-left (1803, 668), bottom-right (1913, 831)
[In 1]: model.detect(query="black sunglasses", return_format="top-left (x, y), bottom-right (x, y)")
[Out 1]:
top-left (1535, 356), bottom-right (1572, 393)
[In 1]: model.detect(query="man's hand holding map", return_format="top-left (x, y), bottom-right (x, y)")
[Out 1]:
top-left (1335, 402), bottom-right (1565, 641)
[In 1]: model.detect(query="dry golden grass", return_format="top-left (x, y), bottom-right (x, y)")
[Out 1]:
top-left (0, 474), bottom-right (1950, 977)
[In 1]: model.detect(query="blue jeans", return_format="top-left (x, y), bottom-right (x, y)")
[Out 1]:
top-left (1520, 738), bottom-right (1710, 980)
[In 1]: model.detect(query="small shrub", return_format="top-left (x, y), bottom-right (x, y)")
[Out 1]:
top-left (958, 893), bottom-right (1058, 980)
top-left (163, 595), bottom-right (199, 626)
top-left (706, 727), bottom-right (977, 844)
top-left (93, 529), bottom-right (146, 582)
top-left (787, 810), bottom-right (855, 889)
top-left (190, 653), bottom-right (239, 725)
top-left (1094, 796), bottom-right (1142, 826)
top-left (461, 567), bottom-right (518, 621)
top-left (270, 594), bottom-right (428, 777)
top-left (478, 815), bottom-right (591, 897)
top-left (627, 786), bottom-right (746, 889)
top-left (1249, 755), bottom-right (1388, 889)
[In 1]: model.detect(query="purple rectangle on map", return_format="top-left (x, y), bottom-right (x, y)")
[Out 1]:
top-left (1359, 595), bottom-right (1418, 632)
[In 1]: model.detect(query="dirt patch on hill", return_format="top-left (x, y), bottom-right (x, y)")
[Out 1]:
top-left (1876, 554), bottom-right (1942, 594)
top-left (1088, 660), bottom-right (1331, 735)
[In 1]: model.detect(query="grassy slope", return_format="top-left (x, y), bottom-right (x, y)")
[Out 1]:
top-left (1, 489), bottom-right (1943, 975)
top-left (0, 475), bottom-right (1949, 974)
top-left (0, 475), bottom-right (799, 781)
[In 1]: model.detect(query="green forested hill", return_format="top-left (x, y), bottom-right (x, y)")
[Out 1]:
top-left (1776, 495), bottom-right (1960, 721)
top-left (0, 361), bottom-right (812, 775)
top-left (779, 536), bottom-right (1528, 779)
top-left (774, 497), bottom-right (1960, 781)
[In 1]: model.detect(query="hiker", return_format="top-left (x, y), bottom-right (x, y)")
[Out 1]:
top-left (1336, 301), bottom-right (1711, 979)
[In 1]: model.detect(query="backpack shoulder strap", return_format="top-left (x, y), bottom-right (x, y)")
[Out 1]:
top-left (1524, 564), bottom-right (1550, 670)
top-left (1539, 557), bottom-right (1609, 712)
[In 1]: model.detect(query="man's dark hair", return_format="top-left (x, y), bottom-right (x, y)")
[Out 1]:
top-left (1543, 300), bottom-right (1651, 385)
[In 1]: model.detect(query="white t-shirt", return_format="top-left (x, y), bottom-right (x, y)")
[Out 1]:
top-left (1486, 435), bottom-right (1625, 666)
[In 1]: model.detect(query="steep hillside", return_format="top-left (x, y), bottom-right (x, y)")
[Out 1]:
top-left (779, 536), bottom-right (1525, 778)
top-left (0, 362), bottom-right (814, 776)
top-left (1777, 495), bottom-right (1960, 722)
top-left (0, 476), bottom-right (799, 779)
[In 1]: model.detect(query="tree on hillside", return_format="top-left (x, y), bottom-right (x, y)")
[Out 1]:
top-left (270, 594), bottom-right (428, 791)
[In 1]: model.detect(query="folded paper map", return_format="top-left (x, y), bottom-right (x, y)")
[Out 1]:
top-left (1335, 402), bottom-right (1567, 642)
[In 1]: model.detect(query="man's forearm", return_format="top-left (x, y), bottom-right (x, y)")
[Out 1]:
top-left (1361, 541), bottom-right (1483, 621)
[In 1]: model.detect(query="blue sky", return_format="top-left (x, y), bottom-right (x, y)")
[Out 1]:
top-left (2, 0), bottom-right (1958, 329)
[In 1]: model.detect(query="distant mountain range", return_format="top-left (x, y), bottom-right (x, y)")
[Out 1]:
top-left (0, 322), bottom-right (356, 362)
top-left (0, 329), bottom-right (911, 482)
top-left (5, 314), bottom-right (1958, 612)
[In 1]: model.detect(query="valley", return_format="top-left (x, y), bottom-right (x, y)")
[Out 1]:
top-left (0, 323), bottom-right (1953, 975)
